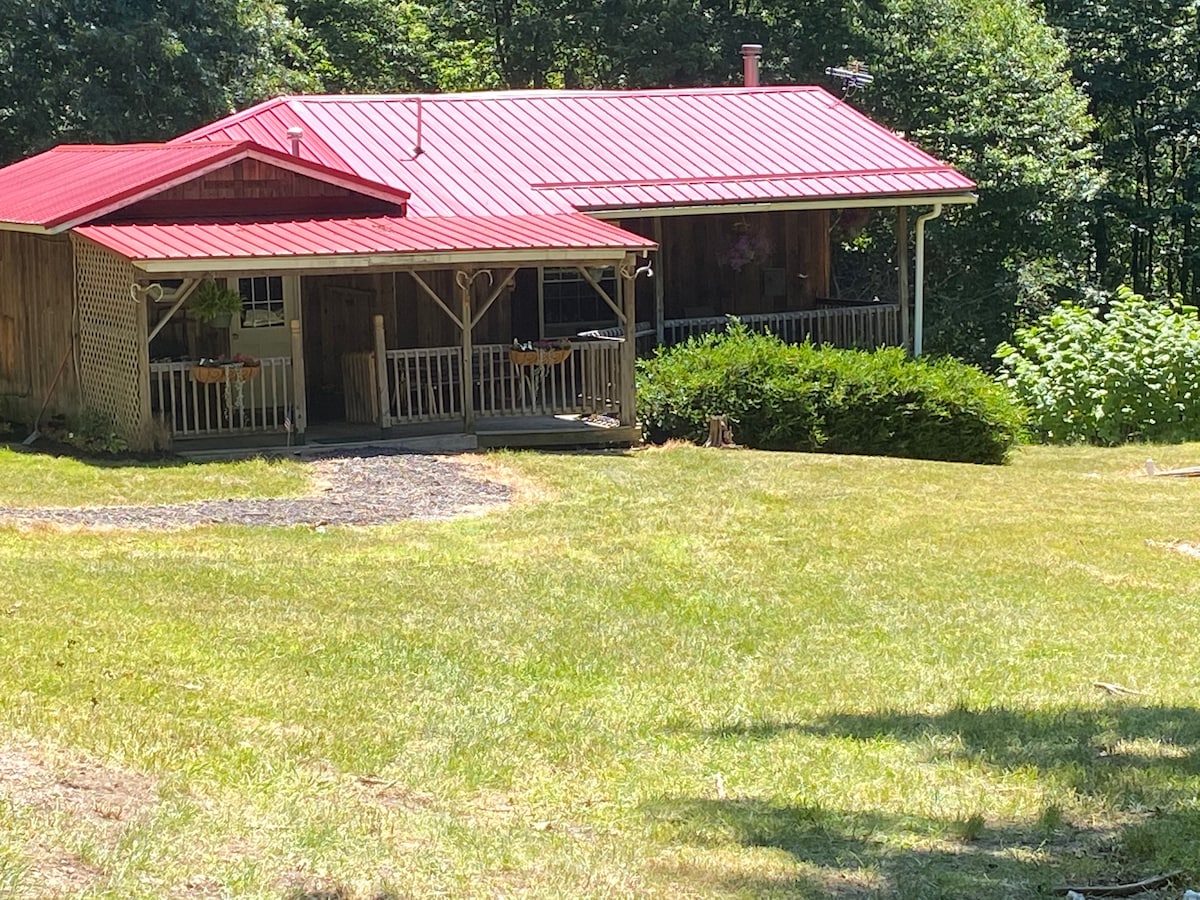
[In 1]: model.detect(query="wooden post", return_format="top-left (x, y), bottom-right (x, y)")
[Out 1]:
top-left (619, 256), bottom-right (638, 428)
top-left (458, 272), bottom-right (475, 432)
top-left (373, 314), bottom-right (390, 429)
top-left (289, 319), bottom-right (307, 438)
top-left (134, 286), bottom-right (154, 448)
top-left (897, 207), bottom-right (911, 352)
top-left (653, 217), bottom-right (665, 348)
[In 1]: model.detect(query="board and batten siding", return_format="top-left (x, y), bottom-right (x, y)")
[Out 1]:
top-left (0, 230), bottom-right (80, 420)
top-left (651, 209), bottom-right (831, 319)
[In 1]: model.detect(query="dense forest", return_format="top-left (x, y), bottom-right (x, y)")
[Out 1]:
top-left (0, 0), bottom-right (1194, 361)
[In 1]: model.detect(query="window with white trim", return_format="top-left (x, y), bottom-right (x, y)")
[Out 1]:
top-left (541, 267), bottom-right (618, 336)
top-left (237, 276), bottom-right (285, 328)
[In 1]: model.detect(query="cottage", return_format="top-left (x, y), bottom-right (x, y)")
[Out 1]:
top-left (0, 48), bottom-right (975, 452)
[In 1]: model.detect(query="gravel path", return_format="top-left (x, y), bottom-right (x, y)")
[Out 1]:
top-left (0, 450), bottom-right (511, 530)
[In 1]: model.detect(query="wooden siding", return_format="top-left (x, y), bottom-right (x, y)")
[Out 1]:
top-left (654, 210), bottom-right (830, 319)
top-left (0, 231), bottom-right (80, 420)
top-left (103, 158), bottom-right (403, 222)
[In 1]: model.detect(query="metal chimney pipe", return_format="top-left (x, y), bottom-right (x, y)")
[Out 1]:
top-left (286, 126), bottom-right (303, 157)
top-left (741, 44), bottom-right (763, 87)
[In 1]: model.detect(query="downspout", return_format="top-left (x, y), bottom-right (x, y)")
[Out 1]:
top-left (913, 202), bottom-right (943, 358)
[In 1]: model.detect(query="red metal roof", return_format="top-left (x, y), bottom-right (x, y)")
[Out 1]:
top-left (180, 87), bottom-right (976, 218)
top-left (75, 213), bottom-right (655, 269)
top-left (0, 141), bottom-right (410, 231)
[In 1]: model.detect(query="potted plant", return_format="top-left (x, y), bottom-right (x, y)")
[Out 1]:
top-left (190, 279), bottom-right (243, 328)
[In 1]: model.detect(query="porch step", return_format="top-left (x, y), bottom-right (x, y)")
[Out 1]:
top-left (176, 432), bottom-right (478, 461)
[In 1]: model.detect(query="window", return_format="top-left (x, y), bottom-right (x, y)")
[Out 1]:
top-left (237, 276), bottom-right (285, 328)
top-left (541, 267), bottom-right (618, 336)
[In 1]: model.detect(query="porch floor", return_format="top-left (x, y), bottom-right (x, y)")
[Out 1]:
top-left (174, 414), bottom-right (639, 460)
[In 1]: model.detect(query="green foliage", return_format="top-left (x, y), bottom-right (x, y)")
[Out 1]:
top-left (1044, 0), bottom-right (1200, 304)
top-left (859, 0), bottom-right (1098, 362)
top-left (189, 279), bottom-right (243, 324)
top-left (996, 286), bottom-right (1200, 445)
top-left (0, 0), bottom-right (320, 164)
top-left (43, 410), bottom-right (129, 455)
top-left (638, 324), bottom-right (1024, 464)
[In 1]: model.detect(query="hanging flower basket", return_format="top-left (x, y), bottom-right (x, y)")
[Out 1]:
top-left (509, 347), bottom-right (572, 367)
top-left (190, 359), bottom-right (261, 384)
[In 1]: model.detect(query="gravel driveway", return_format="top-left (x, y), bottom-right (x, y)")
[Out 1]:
top-left (0, 450), bottom-right (511, 530)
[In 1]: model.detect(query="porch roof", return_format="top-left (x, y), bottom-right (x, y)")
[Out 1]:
top-left (75, 212), bottom-right (656, 274)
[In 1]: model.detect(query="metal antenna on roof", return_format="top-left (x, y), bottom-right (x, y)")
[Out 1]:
top-left (412, 98), bottom-right (424, 157)
top-left (825, 62), bottom-right (874, 98)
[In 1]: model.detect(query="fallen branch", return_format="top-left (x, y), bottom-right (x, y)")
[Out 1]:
top-left (1052, 870), bottom-right (1183, 897)
top-left (1092, 681), bottom-right (1148, 697)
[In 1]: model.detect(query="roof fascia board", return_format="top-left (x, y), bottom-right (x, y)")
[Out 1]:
top-left (593, 194), bottom-right (979, 220)
top-left (0, 221), bottom-right (51, 235)
top-left (52, 144), bottom-right (409, 233)
top-left (131, 247), bottom-right (638, 276)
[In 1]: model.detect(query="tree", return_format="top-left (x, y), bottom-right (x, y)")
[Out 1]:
top-left (852, 0), bottom-right (1097, 361)
top-left (1044, 0), bottom-right (1200, 303)
top-left (0, 0), bottom-right (319, 164)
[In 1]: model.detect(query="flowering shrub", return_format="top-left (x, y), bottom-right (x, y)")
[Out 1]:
top-left (995, 286), bottom-right (1200, 444)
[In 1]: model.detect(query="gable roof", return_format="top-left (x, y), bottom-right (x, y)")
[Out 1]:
top-left (0, 141), bottom-right (411, 232)
top-left (178, 87), bottom-right (976, 218)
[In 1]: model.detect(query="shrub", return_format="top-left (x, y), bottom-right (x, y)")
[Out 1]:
top-left (637, 324), bottom-right (1024, 464)
top-left (995, 287), bottom-right (1200, 444)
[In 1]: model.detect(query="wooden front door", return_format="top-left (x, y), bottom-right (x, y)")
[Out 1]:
top-left (229, 275), bottom-right (300, 361)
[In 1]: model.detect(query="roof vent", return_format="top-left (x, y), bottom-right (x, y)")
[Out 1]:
top-left (741, 44), bottom-right (763, 88)
top-left (286, 126), bottom-right (304, 157)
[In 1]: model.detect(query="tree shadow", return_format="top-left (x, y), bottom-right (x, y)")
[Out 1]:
top-left (3, 438), bottom-right (188, 468)
top-left (647, 704), bottom-right (1200, 897)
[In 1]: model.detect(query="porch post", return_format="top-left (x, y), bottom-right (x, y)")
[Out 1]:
top-left (457, 271), bottom-right (475, 432)
top-left (289, 319), bottom-right (307, 438)
top-left (619, 255), bottom-right (638, 428)
top-left (373, 314), bottom-right (390, 429)
top-left (897, 207), bottom-right (910, 352)
top-left (653, 217), bottom-right (665, 347)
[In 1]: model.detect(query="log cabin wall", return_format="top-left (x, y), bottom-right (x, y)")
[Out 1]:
top-left (0, 231), bottom-right (81, 421)
top-left (657, 209), bottom-right (830, 318)
top-left (100, 159), bottom-right (403, 222)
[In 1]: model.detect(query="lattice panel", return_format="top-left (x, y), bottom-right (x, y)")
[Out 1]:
top-left (71, 236), bottom-right (150, 447)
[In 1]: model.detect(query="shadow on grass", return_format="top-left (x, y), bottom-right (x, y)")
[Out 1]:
top-left (647, 704), bottom-right (1200, 898)
top-left (2, 439), bottom-right (187, 468)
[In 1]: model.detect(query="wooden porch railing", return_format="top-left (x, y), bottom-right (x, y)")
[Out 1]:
top-left (383, 346), bottom-right (465, 423)
top-left (149, 357), bottom-right (294, 438)
top-left (663, 304), bottom-right (901, 349)
top-left (383, 341), bottom-right (625, 426)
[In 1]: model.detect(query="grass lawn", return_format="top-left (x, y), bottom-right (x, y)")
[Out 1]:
top-left (1, 442), bottom-right (1199, 898)
top-left (0, 446), bottom-right (309, 507)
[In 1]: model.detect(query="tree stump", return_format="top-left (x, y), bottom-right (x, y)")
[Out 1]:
top-left (704, 415), bottom-right (737, 448)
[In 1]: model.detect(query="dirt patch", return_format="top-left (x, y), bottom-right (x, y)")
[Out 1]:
top-left (0, 741), bottom-right (158, 896)
top-left (0, 741), bottom-right (156, 825)
top-left (1147, 539), bottom-right (1200, 559)
top-left (0, 450), bottom-right (512, 531)
top-left (450, 452), bottom-right (554, 505)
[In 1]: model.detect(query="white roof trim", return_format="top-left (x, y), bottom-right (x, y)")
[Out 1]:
top-left (593, 193), bottom-right (979, 219)
top-left (129, 246), bottom-right (639, 276)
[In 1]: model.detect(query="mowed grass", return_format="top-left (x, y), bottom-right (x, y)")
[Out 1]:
top-left (1, 442), bottom-right (1199, 898)
top-left (0, 446), bottom-right (310, 506)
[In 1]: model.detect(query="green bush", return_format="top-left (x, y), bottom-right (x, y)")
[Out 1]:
top-left (995, 287), bottom-right (1200, 444)
top-left (637, 325), bottom-right (1024, 464)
